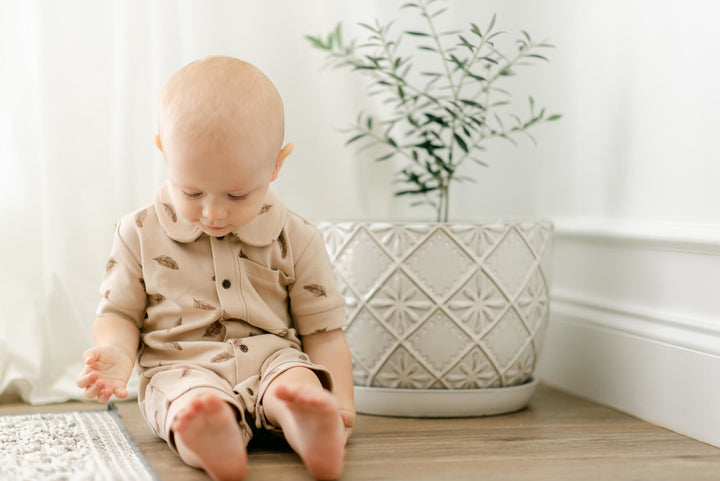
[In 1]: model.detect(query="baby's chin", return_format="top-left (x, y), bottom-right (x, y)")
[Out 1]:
top-left (199, 223), bottom-right (235, 237)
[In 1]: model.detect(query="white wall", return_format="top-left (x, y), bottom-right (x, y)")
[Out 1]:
top-left (472, 0), bottom-right (720, 448)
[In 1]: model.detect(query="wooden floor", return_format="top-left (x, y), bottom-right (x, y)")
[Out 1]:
top-left (2, 384), bottom-right (719, 480)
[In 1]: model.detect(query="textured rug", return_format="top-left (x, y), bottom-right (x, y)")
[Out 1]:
top-left (0, 404), bottom-right (158, 481)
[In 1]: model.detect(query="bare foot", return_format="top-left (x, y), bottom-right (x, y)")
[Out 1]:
top-left (272, 384), bottom-right (345, 480)
top-left (172, 393), bottom-right (247, 481)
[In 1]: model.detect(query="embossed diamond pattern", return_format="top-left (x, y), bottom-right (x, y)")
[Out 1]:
top-left (484, 228), bottom-right (536, 298)
top-left (481, 308), bottom-right (530, 372)
top-left (403, 229), bottom-right (475, 300)
top-left (344, 308), bottom-right (395, 374)
top-left (449, 223), bottom-right (507, 258)
top-left (373, 346), bottom-right (435, 388)
top-left (369, 223), bottom-right (432, 258)
top-left (317, 222), bottom-right (553, 390)
top-left (406, 310), bottom-right (472, 373)
top-left (444, 347), bottom-right (500, 388)
top-left (335, 228), bottom-right (393, 299)
top-left (321, 222), bottom-right (356, 260)
top-left (369, 271), bottom-right (433, 336)
top-left (447, 271), bottom-right (508, 337)
top-left (515, 268), bottom-right (549, 334)
top-left (502, 343), bottom-right (535, 386)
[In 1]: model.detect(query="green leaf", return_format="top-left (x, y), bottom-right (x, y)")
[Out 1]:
top-left (418, 46), bottom-right (437, 52)
top-left (395, 187), bottom-right (438, 196)
top-left (424, 113), bottom-right (447, 126)
top-left (305, 35), bottom-right (328, 50)
top-left (470, 116), bottom-right (484, 128)
top-left (448, 54), bottom-right (467, 70)
top-left (487, 14), bottom-right (497, 33)
top-left (358, 22), bottom-right (378, 34)
top-left (458, 35), bottom-right (475, 51)
top-left (460, 98), bottom-right (485, 109)
top-left (432, 8), bottom-right (447, 18)
top-left (547, 114), bottom-right (562, 121)
top-left (375, 152), bottom-right (396, 162)
top-left (406, 30), bottom-right (430, 37)
top-left (345, 133), bottom-right (366, 145)
top-left (453, 133), bottom-right (469, 153)
top-left (467, 72), bottom-right (487, 82)
top-left (527, 53), bottom-right (549, 62)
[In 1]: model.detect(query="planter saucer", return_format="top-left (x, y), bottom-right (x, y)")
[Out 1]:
top-left (353, 378), bottom-right (539, 418)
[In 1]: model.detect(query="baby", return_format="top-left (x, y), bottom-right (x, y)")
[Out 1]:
top-left (76, 56), bottom-right (354, 481)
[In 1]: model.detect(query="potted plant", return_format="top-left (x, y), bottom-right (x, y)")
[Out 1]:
top-left (307, 0), bottom-right (560, 417)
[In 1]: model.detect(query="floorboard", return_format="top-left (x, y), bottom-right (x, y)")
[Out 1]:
top-left (2, 384), bottom-right (718, 480)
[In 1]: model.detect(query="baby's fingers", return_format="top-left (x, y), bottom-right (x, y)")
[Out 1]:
top-left (113, 386), bottom-right (129, 399)
top-left (83, 379), bottom-right (105, 400)
top-left (76, 370), bottom-right (98, 389)
top-left (82, 348), bottom-right (101, 366)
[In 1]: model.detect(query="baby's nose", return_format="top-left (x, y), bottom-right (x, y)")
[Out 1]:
top-left (202, 201), bottom-right (227, 220)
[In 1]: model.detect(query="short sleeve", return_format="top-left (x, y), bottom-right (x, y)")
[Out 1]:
top-left (289, 230), bottom-right (347, 336)
top-left (95, 214), bottom-right (148, 328)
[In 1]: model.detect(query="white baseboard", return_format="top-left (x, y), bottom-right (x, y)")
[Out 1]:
top-left (539, 218), bottom-right (720, 448)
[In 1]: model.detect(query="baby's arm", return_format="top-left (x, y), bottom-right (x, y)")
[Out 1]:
top-left (76, 315), bottom-right (140, 403)
top-left (301, 328), bottom-right (355, 440)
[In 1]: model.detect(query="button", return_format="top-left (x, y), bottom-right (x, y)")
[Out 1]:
top-left (217, 236), bottom-right (225, 240)
top-left (239, 344), bottom-right (249, 353)
top-left (222, 279), bottom-right (231, 289)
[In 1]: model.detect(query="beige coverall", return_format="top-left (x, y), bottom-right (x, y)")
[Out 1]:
top-left (96, 183), bottom-right (347, 446)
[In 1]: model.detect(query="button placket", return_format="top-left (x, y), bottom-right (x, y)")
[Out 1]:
top-left (210, 236), bottom-right (244, 318)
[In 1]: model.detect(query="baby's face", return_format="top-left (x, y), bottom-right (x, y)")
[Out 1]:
top-left (164, 133), bottom-right (280, 238)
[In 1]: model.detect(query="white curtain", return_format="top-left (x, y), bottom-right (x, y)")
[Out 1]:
top-left (0, 1), bottom-right (167, 403)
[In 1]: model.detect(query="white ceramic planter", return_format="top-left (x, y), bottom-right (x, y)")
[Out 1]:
top-left (318, 221), bottom-right (553, 417)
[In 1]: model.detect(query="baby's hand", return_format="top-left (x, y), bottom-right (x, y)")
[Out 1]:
top-left (76, 346), bottom-right (134, 403)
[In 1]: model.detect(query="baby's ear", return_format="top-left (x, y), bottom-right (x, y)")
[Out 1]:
top-left (153, 134), bottom-right (163, 152)
top-left (271, 143), bottom-right (293, 181)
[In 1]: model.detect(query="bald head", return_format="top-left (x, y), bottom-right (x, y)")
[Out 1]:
top-left (157, 56), bottom-right (285, 161)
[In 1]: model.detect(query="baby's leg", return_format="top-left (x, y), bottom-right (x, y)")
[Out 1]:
top-left (262, 367), bottom-right (345, 480)
top-left (172, 392), bottom-right (248, 481)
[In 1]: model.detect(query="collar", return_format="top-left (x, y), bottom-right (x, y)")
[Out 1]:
top-left (154, 182), bottom-right (287, 246)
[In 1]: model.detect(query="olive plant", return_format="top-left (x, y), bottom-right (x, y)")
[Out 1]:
top-left (306, 0), bottom-right (561, 222)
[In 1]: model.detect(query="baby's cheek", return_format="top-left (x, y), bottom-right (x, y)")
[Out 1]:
top-left (174, 202), bottom-right (197, 223)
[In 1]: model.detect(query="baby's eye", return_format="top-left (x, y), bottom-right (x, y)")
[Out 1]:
top-left (228, 194), bottom-right (248, 201)
top-left (182, 191), bottom-right (203, 199)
